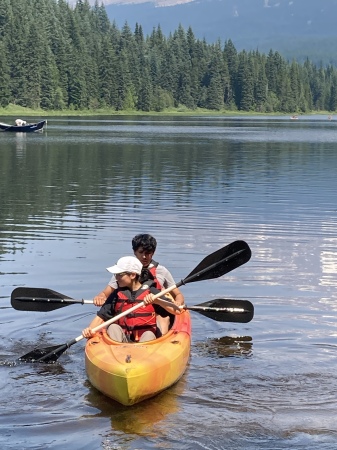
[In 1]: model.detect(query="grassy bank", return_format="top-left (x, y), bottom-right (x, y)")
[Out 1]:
top-left (0, 103), bottom-right (333, 118)
top-left (0, 103), bottom-right (275, 118)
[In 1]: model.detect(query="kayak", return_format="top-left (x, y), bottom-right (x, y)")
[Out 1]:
top-left (85, 310), bottom-right (191, 406)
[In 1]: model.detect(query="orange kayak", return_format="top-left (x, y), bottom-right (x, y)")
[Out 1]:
top-left (85, 310), bottom-right (191, 406)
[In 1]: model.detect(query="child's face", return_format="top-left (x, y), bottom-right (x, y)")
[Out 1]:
top-left (115, 272), bottom-right (133, 288)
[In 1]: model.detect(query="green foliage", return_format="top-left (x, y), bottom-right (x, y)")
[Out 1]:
top-left (0, 41), bottom-right (10, 106)
top-left (1, 0), bottom-right (337, 113)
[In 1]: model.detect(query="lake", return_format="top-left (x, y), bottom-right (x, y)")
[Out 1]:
top-left (1, 115), bottom-right (337, 449)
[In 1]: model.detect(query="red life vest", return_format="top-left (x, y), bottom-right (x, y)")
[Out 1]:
top-left (143, 260), bottom-right (162, 290)
top-left (114, 284), bottom-right (157, 342)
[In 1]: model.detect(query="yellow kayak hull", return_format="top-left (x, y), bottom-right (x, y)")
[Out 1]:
top-left (85, 311), bottom-right (191, 406)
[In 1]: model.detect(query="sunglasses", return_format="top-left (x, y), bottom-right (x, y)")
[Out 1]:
top-left (115, 272), bottom-right (131, 277)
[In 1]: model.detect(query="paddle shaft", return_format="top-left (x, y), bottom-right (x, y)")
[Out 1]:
top-left (15, 297), bottom-right (94, 306)
top-left (12, 295), bottom-right (254, 324)
top-left (14, 296), bottom-right (249, 312)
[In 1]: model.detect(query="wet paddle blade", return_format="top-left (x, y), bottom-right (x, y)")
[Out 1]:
top-left (18, 337), bottom-right (78, 363)
top-left (189, 299), bottom-right (254, 323)
top-left (183, 241), bottom-right (251, 283)
top-left (18, 344), bottom-right (66, 363)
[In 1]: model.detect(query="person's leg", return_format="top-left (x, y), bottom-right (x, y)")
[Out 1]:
top-left (107, 324), bottom-right (128, 342)
top-left (156, 315), bottom-right (170, 335)
top-left (139, 330), bottom-right (156, 342)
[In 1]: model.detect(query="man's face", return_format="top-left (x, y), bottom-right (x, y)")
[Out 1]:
top-left (134, 247), bottom-right (154, 267)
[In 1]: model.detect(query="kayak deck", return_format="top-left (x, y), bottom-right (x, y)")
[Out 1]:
top-left (85, 311), bottom-right (191, 405)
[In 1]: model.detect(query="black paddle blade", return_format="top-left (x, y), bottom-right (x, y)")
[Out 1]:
top-left (18, 337), bottom-right (78, 363)
top-left (11, 287), bottom-right (73, 312)
top-left (189, 299), bottom-right (254, 323)
top-left (18, 344), bottom-right (66, 363)
top-left (183, 240), bottom-right (251, 283)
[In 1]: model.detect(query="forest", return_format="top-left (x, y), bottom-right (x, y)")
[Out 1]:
top-left (0, 0), bottom-right (336, 113)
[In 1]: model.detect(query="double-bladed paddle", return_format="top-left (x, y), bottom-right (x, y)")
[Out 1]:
top-left (18, 240), bottom-right (252, 364)
top-left (11, 288), bottom-right (254, 322)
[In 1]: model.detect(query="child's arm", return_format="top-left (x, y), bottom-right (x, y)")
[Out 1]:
top-left (143, 293), bottom-right (184, 315)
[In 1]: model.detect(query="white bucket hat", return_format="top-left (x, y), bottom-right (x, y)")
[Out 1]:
top-left (106, 256), bottom-right (142, 275)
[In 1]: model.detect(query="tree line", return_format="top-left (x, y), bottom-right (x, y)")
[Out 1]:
top-left (1, 0), bottom-right (337, 113)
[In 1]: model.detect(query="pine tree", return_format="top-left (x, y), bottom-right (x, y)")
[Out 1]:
top-left (236, 52), bottom-right (254, 111)
top-left (137, 67), bottom-right (152, 111)
top-left (329, 72), bottom-right (337, 111)
top-left (98, 36), bottom-right (118, 108)
top-left (205, 43), bottom-right (226, 110)
top-left (0, 41), bottom-right (10, 106)
top-left (254, 55), bottom-right (268, 112)
top-left (223, 39), bottom-right (238, 107)
top-left (0, 0), bottom-right (12, 39)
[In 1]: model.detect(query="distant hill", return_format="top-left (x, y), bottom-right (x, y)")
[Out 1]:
top-left (97, 0), bottom-right (337, 65)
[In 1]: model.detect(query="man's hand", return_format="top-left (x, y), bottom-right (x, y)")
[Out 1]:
top-left (93, 293), bottom-right (107, 306)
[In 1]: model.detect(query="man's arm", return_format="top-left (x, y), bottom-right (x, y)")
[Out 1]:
top-left (93, 285), bottom-right (114, 306)
top-left (156, 265), bottom-right (185, 306)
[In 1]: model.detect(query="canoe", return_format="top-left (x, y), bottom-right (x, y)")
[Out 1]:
top-left (0, 120), bottom-right (46, 132)
top-left (85, 310), bottom-right (191, 406)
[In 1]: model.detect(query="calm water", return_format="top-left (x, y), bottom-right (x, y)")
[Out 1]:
top-left (1, 115), bottom-right (337, 449)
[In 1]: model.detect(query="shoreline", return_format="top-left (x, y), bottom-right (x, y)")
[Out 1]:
top-left (0, 104), bottom-right (334, 118)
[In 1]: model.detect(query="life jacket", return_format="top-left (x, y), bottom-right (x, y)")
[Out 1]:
top-left (114, 282), bottom-right (157, 342)
top-left (141, 260), bottom-right (162, 290)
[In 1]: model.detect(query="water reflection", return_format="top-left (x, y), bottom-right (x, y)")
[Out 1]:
top-left (195, 335), bottom-right (253, 358)
top-left (84, 377), bottom-right (184, 435)
top-left (15, 132), bottom-right (27, 155)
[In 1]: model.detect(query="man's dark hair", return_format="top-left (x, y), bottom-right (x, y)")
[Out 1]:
top-left (132, 234), bottom-right (157, 252)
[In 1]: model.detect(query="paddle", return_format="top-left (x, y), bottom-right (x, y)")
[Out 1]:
top-left (11, 287), bottom-right (253, 322)
top-left (186, 299), bottom-right (253, 323)
top-left (11, 288), bottom-right (253, 322)
top-left (18, 240), bottom-right (251, 364)
top-left (11, 288), bottom-right (94, 312)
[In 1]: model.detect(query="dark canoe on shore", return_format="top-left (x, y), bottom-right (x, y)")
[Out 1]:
top-left (0, 120), bottom-right (46, 132)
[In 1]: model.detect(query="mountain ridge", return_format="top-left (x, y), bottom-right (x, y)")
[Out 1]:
top-left (70, 0), bottom-right (337, 64)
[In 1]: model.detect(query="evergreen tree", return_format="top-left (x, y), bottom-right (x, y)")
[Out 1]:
top-left (236, 51), bottom-right (254, 111)
top-left (6, 3), bottom-right (30, 105)
top-left (329, 73), bottom-right (337, 111)
top-left (205, 43), bottom-right (226, 110)
top-left (98, 35), bottom-right (118, 108)
top-left (278, 72), bottom-right (293, 112)
top-left (92, 1), bottom-right (110, 34)
top-left (0, 41), bottom-right (10, 106)
top-left (39, 44), bottom-right (59, 110)
top-left (0, 0), bottom-right (12, 39)
top-left (223, 39), bottom-right (238, 107)
top-left (21, 27), bottom-right (42, 108)
top-left (265, 50), bottom-right (277, 94)
top-left (160, 46), bottom-right (178, 104)
top-left (137, 66), bottom-right (152, 111)
top-left (255, 57), bottom-right (268, 112)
